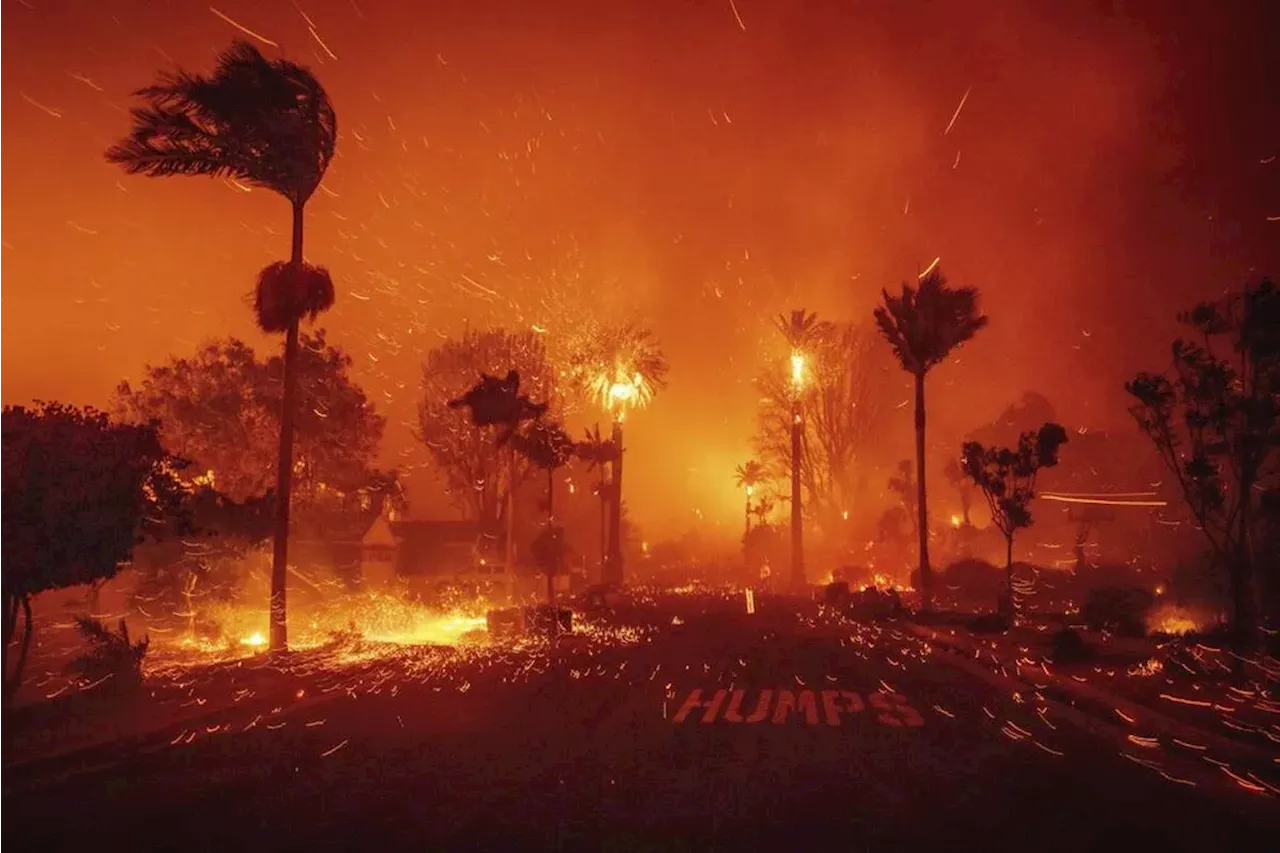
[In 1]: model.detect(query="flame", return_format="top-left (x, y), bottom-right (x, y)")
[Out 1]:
top-left (790, 351), bottom-right (805, 389)
top-left (176, 591), bottom-right (493, 660)
top-left (240, 631), bottom-right (267, 649)
top-left (1147, 603), bottom-right (1206, 636)
top-left (950, 514), bottom-right (962, 528)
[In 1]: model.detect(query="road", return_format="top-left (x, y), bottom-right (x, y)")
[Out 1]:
top-left (5, 593), bottom-right (1277, 851)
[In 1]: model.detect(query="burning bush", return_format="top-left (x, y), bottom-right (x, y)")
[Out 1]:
top-left (1082, 586), bottom-right (1154, 637)
top-left (67, 617), bottom-right (149, 688)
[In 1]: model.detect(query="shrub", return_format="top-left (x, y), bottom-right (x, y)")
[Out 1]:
top-left (823, 581), bottom-right (852, 610)
top-left (940, 558), bottom-right (1004, 600)
top-left (66, 617), bottom-right (149, 688)
top-left (1082, 586), bottom-right (1155, 637)
top-left (1050, 628), bottom-right (1093, 663)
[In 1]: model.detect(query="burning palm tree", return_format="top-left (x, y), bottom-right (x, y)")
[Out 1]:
top-left (567, 323), bottom-right (668, 586)
top-left (874, 267), bottom-right (988, 611)
top-left (734, 460), bottom-right (768, 537)
top-left (106, 41), bottom-right (338, 652)
top-left (774, 309), bottom-right (828, 588)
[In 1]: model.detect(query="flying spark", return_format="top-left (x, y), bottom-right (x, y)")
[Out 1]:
top-left (20, 92), bottom-right (62, 118)
top-left (728, 0), bottom-right (747, 31)
top-left (944, 86), bottom-right (971, 135)
top-left (209, 7), bottom-right (280, 47)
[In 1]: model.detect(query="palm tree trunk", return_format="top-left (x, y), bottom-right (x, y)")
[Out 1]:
top-left (598, 473), bottom-right (607, 583)
top-left (744, 496), bottom-right (751, 539)
top-left (791, 399), bottom-right (804, 588)
top-left (606, 420), bottom-right (624, 587)
top-left (505, 442), bottom-right (517, 576)
top-left (914, 371), bottom-right (932, 611)
top-left (269, 201), bottom-right (305, 652)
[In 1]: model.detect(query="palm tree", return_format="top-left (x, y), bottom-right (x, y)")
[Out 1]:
top-left (449, 370), bottom-right (549, 579)
top-left (106, 41), bottom-right (338, 652)
top-left (570, 322), bottom-right (669, 587)
top-left (774, 309), bottom-right (827, 588)
top-left (513, 421), bottom-right (575, 609)
top-left (575, 424), bottom-right (619, 576)
top-left (734, 460), bottom-right (767, 537)
top-left (874, 267), bottom-right (988, 611)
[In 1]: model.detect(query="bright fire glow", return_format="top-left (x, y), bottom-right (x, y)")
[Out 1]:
top-left (592, 368), bottom-right (653, 421)
top-left (950, 514), bottom-right (962, 528)
top-left (790, 351), bottom-right (805, 389)
top-left (171, 591), bottom-right (493, 660)
top-left (1147, 603), bottom-right (1207, 636)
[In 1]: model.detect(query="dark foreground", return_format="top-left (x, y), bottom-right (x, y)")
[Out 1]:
top-left (5, 593), bottom-right (1278, 852)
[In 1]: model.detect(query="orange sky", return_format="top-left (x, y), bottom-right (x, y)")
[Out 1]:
top-left (3, 0), bottom-right (1277, 538)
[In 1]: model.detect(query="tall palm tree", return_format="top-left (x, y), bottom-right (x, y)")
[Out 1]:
top-left (734, 460), bottom-right (767, 537)
top-left (774, 309), bottom-right (827, 588)
top-left (874, 268), bottom-right (988, 611)
top-left (106, 41), bottom-right (338, 652)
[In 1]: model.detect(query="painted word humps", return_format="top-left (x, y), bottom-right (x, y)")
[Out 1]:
top-left (672, 688), bottom-right (925, 728)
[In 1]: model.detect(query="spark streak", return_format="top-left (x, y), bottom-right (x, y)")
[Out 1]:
top-left (728, 0), bottom-right (747, 31)
top-left (209, 7), bottom-right (279, 48)
top-left (944, 86), bottom-right (971, 135)
top-left (20, 92), bottom-right (62, 118)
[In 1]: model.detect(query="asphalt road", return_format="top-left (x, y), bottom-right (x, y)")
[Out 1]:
top-left (5, 593), bottom-right (1278, 852)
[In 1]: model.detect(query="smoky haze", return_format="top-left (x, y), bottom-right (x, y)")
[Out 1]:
top-left (2, 0), bottom-right (1277, 539)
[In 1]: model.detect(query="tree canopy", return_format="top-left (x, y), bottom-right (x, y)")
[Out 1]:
top-left (1127, 278), bottom-right (1280, 638)
top-left (874, 267), bottom-right (988, 377)
top-left (418, 328), bottom-right (558, 527)
top-left (105, 40), bottom-right (336, 207)
top-left (962, 422), bottom-right (1069, 615)
top-left (115, 330), bottom-right (391, 520)
top-left (2, 403), bottom-right (189, 697)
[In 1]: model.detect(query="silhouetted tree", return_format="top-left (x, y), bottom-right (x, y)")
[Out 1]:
top-left (962, 423), bottom-right (1069, 617)
top-left (107, 40), bottom-right (339, 652)
top-left (755, 322), bottom-right (894, 533)
top-left (418, 329), bottom-right (556, 528)
top-left (2, 403), bottom-right (189, 699)
top-left (1127, 279), bottom-right (1280, 647)
top-left (445, 354), bottom-right (552, 574)
top-left (513, 421), bottom-right (575, 607)
top-left (875, 267), bottom-right (989, 610)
